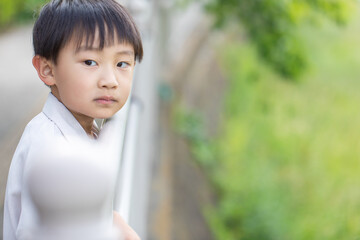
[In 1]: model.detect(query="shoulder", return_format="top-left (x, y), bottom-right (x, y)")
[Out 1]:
top-left (11, 112), bottom-right (62, 167)
top-left (25, 112), bottom-right (59, 137)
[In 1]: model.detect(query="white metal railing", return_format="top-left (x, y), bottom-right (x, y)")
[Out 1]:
top-left (113, 97), bottom-right (143, 222)
top-left (112, 1), bottom-right (159, 239)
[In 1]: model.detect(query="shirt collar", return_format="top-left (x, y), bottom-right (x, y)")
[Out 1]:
top-left (42, 93), bottom-right (92, 140)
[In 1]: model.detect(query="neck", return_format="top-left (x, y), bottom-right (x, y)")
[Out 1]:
top-left (74, 116), bottom-right (94, 136)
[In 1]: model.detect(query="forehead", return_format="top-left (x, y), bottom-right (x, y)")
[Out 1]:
top-left (64, 27), bottom-right (135, 54)
top-left (74, 43), bottom-right (136, 57)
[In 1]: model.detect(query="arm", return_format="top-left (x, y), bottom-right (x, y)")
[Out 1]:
top-left (3, 152), bottom-right (24, 240)
top-left (4, 129), bottom-right (34, 240)
top-left (113, 211), bottom-right (140, 240)
top-left (3, 188), bottom-right (21, 240)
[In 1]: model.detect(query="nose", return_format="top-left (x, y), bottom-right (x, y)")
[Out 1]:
top-left (98, 67), bottom-right (119, 89)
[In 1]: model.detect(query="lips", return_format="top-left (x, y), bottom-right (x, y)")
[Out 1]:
top-left (94, 96), bottom-right (117, 104)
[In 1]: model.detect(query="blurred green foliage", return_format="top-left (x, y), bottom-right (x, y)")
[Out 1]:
top-left (203, 15), bottom-right (360, 239)
top-left (0, 0), bottom-right (46, 29)
top-left (205, 0), bottom-right (356, 79)
top-left (0, 0), bottom-right (20, 25)
top-left (174, 105), bottom-right (216, 168)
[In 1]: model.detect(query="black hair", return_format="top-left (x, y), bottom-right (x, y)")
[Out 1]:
top-left (33, 0), bottom-right (143, 64)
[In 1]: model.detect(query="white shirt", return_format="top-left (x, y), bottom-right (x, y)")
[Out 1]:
top-left (3, 93), bottom-right (117, 240)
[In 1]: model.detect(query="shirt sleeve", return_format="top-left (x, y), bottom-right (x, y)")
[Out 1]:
top-left (3, 134), bottom-right (29, 240)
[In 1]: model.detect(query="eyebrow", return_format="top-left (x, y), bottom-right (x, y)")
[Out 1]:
top-left (115, 50), bottom-right (135, 57)
top-left (75, 46), bottom-right (135, 56)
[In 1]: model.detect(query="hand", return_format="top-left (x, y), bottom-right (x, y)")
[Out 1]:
top-left (113, 211), bottom-right (141, 240)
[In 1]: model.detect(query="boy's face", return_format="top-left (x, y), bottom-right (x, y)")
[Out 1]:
top-left (48, 34), bottom-right (135, 123)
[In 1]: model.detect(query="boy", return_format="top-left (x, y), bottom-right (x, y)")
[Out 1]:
top-left (3, 0), bottom-right (143, 239)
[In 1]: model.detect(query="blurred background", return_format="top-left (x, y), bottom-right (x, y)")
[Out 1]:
top-left (1, 0), bottom-right (360, 239)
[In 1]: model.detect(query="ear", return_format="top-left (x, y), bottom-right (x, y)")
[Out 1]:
top-left (32, 55), bottom-right (56, 86)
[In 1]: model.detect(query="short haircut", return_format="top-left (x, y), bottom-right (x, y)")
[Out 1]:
top-left (33, 0), bottom-right (143, 64)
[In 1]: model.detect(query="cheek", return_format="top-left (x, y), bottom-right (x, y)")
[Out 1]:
top-left (62, 71), bottom-right (92, 91)
top-left (121, 81), bottom-right (132, 96)
top-left (56, 76), bottom-right (92, 105)
top-left (118, 72), bottom-right (133, 89)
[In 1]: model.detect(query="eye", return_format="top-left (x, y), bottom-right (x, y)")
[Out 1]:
top-left (84, 60), bottom-right (97, 66)
top-left (117, 62), bottom-right (130, 68)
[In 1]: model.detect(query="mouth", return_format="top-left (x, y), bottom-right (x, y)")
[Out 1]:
top-left (94, 96), bottom-right (118, 104)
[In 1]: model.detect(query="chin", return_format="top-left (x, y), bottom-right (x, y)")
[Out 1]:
top-left (93, 112), bottom-right (116, 119)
